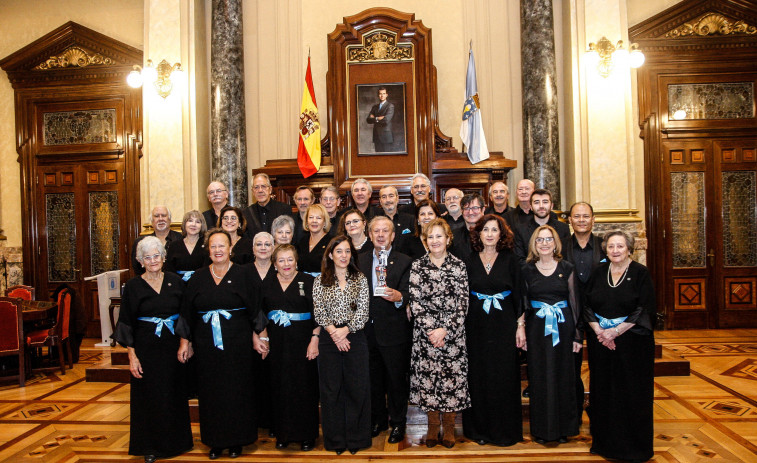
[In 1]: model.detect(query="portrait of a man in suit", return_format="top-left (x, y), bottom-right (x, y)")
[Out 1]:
top-left (358, 83), bottom-right (406, 155)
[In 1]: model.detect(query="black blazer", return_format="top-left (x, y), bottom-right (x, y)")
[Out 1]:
top-left (358, 247), bottom-right (412, 347)
top-left (242, 199), bottom-right (292, 237)
top-left (513, 212), bottom-right (571, 261)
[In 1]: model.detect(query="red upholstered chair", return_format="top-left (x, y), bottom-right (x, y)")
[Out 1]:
top-left (6, 285), bottom-right (35, 301)
top-left (0, 297), bottom-right (25, 387)
top-left (26, 288), bottom-right (73, 375)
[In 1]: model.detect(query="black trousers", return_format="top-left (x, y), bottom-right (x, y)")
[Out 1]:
top-left (574, 349), bottom-right (585, 421)
top-left (369, 341), bottom-right (411, 427)
top-left (318, 330), bottom-right (372, 450)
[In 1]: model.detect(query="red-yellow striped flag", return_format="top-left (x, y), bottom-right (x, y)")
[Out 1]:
top-left (297, 56), bottom-right (321, 178)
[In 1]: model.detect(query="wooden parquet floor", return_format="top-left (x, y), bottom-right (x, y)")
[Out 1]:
top-left (0, 330), bottom-right (756, 462)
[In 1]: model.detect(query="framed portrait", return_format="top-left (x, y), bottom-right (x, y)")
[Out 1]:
top-left (356, 83), bottom-right (407, 156)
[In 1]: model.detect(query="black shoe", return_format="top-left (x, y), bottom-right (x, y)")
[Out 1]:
top-left (275, 440), bottom-right (288, 449)
top-left (301, 440), bottom-right (314, 451)
top-left (522, 386), bottom-right (530, 397)
top-left (371, 422), bottom-right (388, 437)
top-left (144, 456), bottom-right (156, 463)
top-left (268, 430), bottom-right (276, 438)
top-left (228, 446), bottom-right (242, 458)
top-left (476, 439), bottom-right (487, 445)
top-left (349, 448), bottom-right (359, 455)
top-left (208, 448), bottom-right (223, 460)
top-left (335, 448), bottom-right (346, 455)
top-left (558, 436), bottom-right (568, 443)
top-left (534, 437), bottom-right (546, 444)
top-left (388, 424), bottom-right (406, 443)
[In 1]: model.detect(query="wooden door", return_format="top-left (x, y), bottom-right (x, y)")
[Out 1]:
top-left (36, 160), bottom-right (128, 337)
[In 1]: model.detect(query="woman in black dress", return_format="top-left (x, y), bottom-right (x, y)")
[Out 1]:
top-left (297, 203), bottom-right (332, 275)
top-left (337, 209), bottom-right (373, 260)
top-left (398, 199), bottom-right (440, 260)
top-left (259, 244), bottom-right (320, 451)
top-left (219, 206), bottom-right (253, 265)
top-left (250, 231), bottom-right (275, 434)
top-left (521, 225), bottom-right (581, 444)
top-left (271, 215), bottom-right (295, 245)
top-left (462, 214), bottom-right (524, 446)
top-left (584, 230), bottom-right (655, 462)
top-left (113, 236), bottom-right (192, 463)
top-left (313, 235), bottom-right (371, 455)
top-left (165, 210), bottom-right (208, 281)
top-left (178, 229), bottom-right (263, 460)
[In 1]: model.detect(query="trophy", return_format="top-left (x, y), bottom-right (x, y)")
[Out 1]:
top-left (374, 246), bottom-right (388, 296)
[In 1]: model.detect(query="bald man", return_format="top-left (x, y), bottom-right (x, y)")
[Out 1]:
top-left (485, 181), bottom-right (511, 219)
top-left (504, 178), bottom-right (535, 229)
top-left (203, 181), bottom-right (229, 229)
top-left (443, 188), bottom-right (465, 232)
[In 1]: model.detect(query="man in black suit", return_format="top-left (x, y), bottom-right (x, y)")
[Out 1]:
top-left (450, 192), bottom-right (485, 260)
top-left (366, 86), bottom-right (395, 152)
top-left (561, 201), bottom-right (607, 423)
top-left (375, 185), bottom-right (415, 248)
top-left (131, 205), bottom-right (182, 275)
top-left (202, 181), bottom-right (229, 229)
top-left (513, 188), bottom-right (571, 261)
top-left (242, 173), bottom-right (292, 237)
top-left (504, 178), bottom-right (535, 230)
top-left (398, 173), bottom-right (447, 217)
top-left (292, 185), bottom-right (315, 243)
top-left (359, 216), bottom-right (412, 444)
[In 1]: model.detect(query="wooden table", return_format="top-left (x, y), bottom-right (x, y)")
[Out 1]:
top-left (21, 300), bottom-right (57, 322)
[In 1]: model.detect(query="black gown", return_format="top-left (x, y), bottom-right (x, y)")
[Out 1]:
top-left (296, 234), bottom-right (331, 274)
top-left (352, 238), bottom-right (374, 267)
top-left (462, 251), bottom-right (523, 446)
top-left (181, 264), bottom-right (263, 449)
top-left (262, 272), bottom-right (319, 443)
top-left (249, 263), bottom-right (276, 431)
top-left (231, 236), bottom-right (254, 265)
top-left (164, 237), bottom-right (208, 279)
top-left (584, 261), bottom-right (655, 462)
top-left (113, 273), bottom-right (193, 458)
top-left (522, 260), bottom-right (581, 442)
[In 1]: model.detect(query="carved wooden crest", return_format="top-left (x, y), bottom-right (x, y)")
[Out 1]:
top-left (35, 46), bottom-right (115, 69)
top-left (665, 13), bottom-right (757, 38)
top-left (347, 30), bottom-right (413, 62)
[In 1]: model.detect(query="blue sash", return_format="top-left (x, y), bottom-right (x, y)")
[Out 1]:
top-left (267, 310), bottom-right (312, 327)
top-left (530, 300), bottom-right (568, 346)
top-left (198, 308), bottom-right (244, 350)
top-left (596, 314), bottom-right (627, 329)
top-left (471, 290), bottom-right (511, 314)
top-left (137, 314), bottom-right (180, 337)
top-left (176, 270), bottom-right (195, 281)
top-left (303, 271), bottom-right (321, 278)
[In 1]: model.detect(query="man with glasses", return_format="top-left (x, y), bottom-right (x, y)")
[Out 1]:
top-left (319, 186), bottom-right (342, 230)
top-left (398, 173), bottom-right (447, 216)
top-left (485, 181), bottom-right (511, 221)
top-left (504, 178), bottom-right (535, 229)
top-left (450, 193), bottom-right (485, 259)
top-left (375, 185), bottom-right (415, 248)
top-left (203, 181), bottom-right (229, 229)
top-left (443, 188), bottom-right (465, 232)
top-left (131, 205), bottom-right (182, 275)
top-left (561, 201), bottom-right (606, 423)
top-left (513, 188), bottom-right (570, 260)
top-left (337, 178), bottom-right (377, 225)
top-left (292, 185), bottom-right (315, 242)
top-left (242, 173), bottom-right (291, 236)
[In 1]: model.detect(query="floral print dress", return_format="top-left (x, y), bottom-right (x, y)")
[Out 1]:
top-left (408, 253), bottom-right (471, 412)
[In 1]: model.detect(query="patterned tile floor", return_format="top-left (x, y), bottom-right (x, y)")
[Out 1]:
top-left (0, 330), bottom-right (755, 462)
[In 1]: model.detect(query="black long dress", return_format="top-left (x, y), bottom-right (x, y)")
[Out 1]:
top-left (584, 261), bottom-right (655, 462)
top-left (462, 251), bottom-right (523, 446)
top-left (181, 264), bottom-right (263, 449)
top-left (296, 234), bottom-right (331, 274)
top-left (262, 272), bottom-right (319, 443)
top-left (164, 237), bottom-right (208, 279)
top-left (522, 260), bottom-right (581, 442)
top-left (231, 236), bottom-right (254, 265)
top-left (249, 262), bottom-right (276, 431)
top-left (113, 273), bottom-right (193, 458)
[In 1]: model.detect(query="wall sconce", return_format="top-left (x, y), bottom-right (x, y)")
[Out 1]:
top-left (127, 59), bottom-right (184, 98)
top-left (585, 37), bottom-right (645, 78)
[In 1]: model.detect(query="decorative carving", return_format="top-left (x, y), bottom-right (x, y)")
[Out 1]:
top-left (347, 31), bottom-right (413, 62)
top-left (665, 13), bottom-right (757, 38)
top-left (34, 46), bottom-right (115, 70)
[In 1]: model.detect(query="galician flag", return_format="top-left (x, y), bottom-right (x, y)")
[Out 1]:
top-left (297, 55), bottom-right (321, 178)
top-left (460, 46), bottom-right (489, 164)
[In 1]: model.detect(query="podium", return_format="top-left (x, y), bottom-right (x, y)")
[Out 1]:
top-left (84, 269), bottom-right (128, 347)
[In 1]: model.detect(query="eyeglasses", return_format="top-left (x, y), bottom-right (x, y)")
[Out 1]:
top-left (207, 188), bottom-right (227, 195)
top-left (253, 185), bottom-right (270, 191)
top-left (535, 237), bottom-right (555, 243)
top-left (143, 253), bottom-right (163, 262)
top-left (412, 184), bottom-right (430, 190)
top-left (463, 206), bottom-right (483, 212)
top-left (446, 195), bottom-right (461, 201)
top-left (345, 219), bottom-right (362, 226)
top-left (222, 216), bottom-right (239, 222)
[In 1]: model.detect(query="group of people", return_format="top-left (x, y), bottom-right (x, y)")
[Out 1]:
top-left (115, 173), bottom-right (656, 463)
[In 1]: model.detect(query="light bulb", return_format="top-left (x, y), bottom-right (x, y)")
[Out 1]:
top-left (126, 69), bottom-right (142, 88)
top-left (629, 49), bottom-right (645, 68)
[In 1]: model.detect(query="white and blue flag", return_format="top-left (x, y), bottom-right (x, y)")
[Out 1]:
top-left (460, 46), bottom-right (489, 164)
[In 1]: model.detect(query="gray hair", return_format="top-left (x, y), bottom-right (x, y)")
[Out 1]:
top-left (411, 173), bottom-right (431, 186)
top-left (151, 205), bottom-right (171, 221)
top-left (252, 172), bottom-right (272, 187)
top-left (271, 215), bottom-right (295, 235)
top-left (379, 185), bottom-right (399, 196)
top-left (352, 178), bottom-right (373, 194)
top-left (181, 210), bottom-right (208, 237)
top-left (136, 236), bottom-right (166, 262)
top-left (368, 215), bottom-right (395, 233)
top-left (320, 185), bottom-right (339, 198)
top-left (602, 230), bottom-right (635, 254)
top-left (253, 231), bottom-right (274, 245)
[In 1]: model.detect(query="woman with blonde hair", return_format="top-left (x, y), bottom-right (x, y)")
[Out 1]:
top-left (296, 203), bottom-right (332, 276)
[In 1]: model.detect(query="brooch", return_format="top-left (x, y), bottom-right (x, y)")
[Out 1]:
top-left (298, 281), bottom-right (306, 296)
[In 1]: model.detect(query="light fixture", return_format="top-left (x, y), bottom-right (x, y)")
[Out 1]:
top-left (127, 59), bottom-right (184, 98)
top-left (585, 37), bottom-right (644, 78)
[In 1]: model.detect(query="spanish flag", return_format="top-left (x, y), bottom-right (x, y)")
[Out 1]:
top-left (297, 56), bottom-right (321, 178)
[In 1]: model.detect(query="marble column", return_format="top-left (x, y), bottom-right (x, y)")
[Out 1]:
top-left (520, 0), bottom-right (560, 206)
top-left (211, 0), bottom-right (247, 207)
